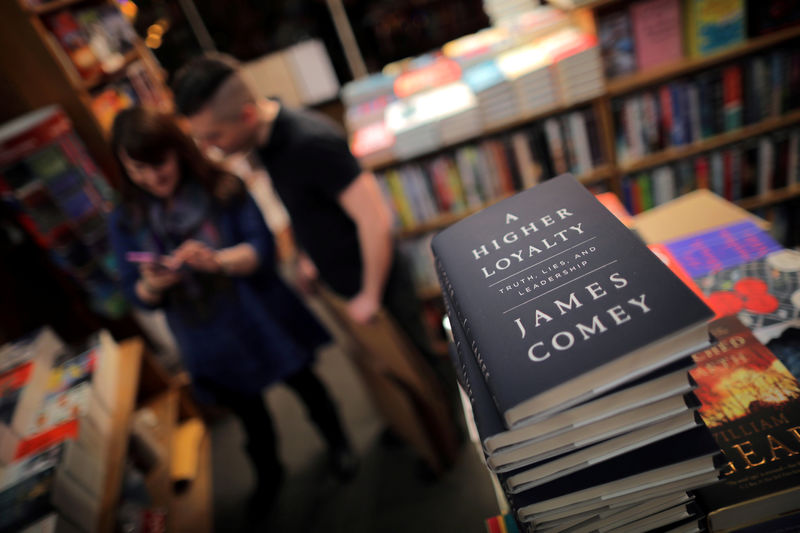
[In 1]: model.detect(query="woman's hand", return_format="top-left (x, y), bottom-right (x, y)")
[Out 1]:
top-left (136, 263), bottom-right (181, 304)
top-left (173, 239), bottom-right (221, 273)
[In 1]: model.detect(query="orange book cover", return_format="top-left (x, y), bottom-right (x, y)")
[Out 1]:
top-left (692, 316), bottom-right (800, 522)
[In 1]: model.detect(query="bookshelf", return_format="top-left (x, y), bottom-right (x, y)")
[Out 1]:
top-left (605, 24), bottom-right (800, 96)
top-left (30, 0), bottom-right (89, 15)
top-left (362, 96), bottom-right (605, 172)
top-left (0, 0), bottom-right (171, 184)
top-left (619, 109), bottom-right (800, 174)
top-left (355, 2), bottom-right (800, 322)
top-left (364, 6), bottom-right (800, 231)
top-left (97, 337), bottom-right (143, 533)
top-left (97, 338), bottom-right (213, 533)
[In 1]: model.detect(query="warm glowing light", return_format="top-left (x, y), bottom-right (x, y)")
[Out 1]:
top-left (147, 24), bottom-right (164, 37)
top-left (145, 34), bottom-right (162, 49)
top-left (119, 1), bottom-right (138, 20)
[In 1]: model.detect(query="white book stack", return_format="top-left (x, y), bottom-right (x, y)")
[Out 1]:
top-left (340, 72), bottom-right (396, 109)
top-left (344, 93), bottom-right (396, 132)
top-left (442, 27), bottom-right (515, 70)
top-left (420, 82), bottom-right (482, 146)
top-left (463, 60), bottom-right (519, 130)
top-left (501, 6), bottom-right (570, 46)
top-left (483, 0), bottom-right (540, 26)
top-left (350, 120), bottom-right (396, 169)
top-left (385, 95), bottom-right (442, 159)
top-left (542, 30), bottom-right (605, 105)
top-left (497, 43), bottom-right (558, 116)
top-left (0, 440), bottom-right (101, 533)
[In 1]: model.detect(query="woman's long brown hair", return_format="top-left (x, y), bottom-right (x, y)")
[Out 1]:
top-left (110, 107), bottom-right (243, 221)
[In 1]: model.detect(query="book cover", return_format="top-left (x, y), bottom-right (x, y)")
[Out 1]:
top-left (0, 330), bottom-right (63, 464)
top-left (446, 295), bottom-right (699, 466)
top-left (43, 11), bottom-right (102, 81)
top-left (0, 442), bottom-right (100, 533)
top-left (597, 7), bottom-right (637, 78)
top-left (693, 249), bottom-right (800, 342)
top-left (431, 175), bottom-right (713, 428)
top-left (692, 316), bottom-right (800, 529)
top-left (630, 0), bottom-right (683, 70)
top-left (0, 443), bottom-right (65, 531)
top-left (685, 0), bottom-right (745, 58)
top-left (722, 64), bottom-right (743, 132)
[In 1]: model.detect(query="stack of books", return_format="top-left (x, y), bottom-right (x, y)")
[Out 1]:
top-left (463, 60), bottom-right (519, 130)
top-left (349, 121), bottom-right (395, 169)
top-left (542, 30), bottom-right (605, 104)
top-left (344, 93), bottom-right (397, 133)
top-left (690, 316), bottom-right (800, 532)
top-left (497, 44), bottom-right (558, 115)
top-left (385, 95), bottom-right (442, 159)
top-left (503, 6), bottom-right (569, 45)
top-left (424, 82), bottom-right (483, 146)
top-left (442, 27), bottom-right (515, 70)
top-left (483, 0), bottom-right (541, 26)
top-left (0, 328), bottom-right (121, 532)
top-left (433, 175), bottom-right (723, 531)
top-left (340, 71), bottom-right (396, 110)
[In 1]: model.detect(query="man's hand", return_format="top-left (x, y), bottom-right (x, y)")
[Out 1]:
top-left (173, 240), bottom-right (221, 273)
top-left (293, 252), bottom-right (320, 296)
top-left (346, 291), bottom-right (380, 324)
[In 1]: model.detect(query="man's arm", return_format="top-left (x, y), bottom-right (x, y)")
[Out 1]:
top-left (338, 171), bottom-right (394, 323)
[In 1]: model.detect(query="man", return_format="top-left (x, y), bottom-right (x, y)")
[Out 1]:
top-left (172, 54), bottom-right (458, 474)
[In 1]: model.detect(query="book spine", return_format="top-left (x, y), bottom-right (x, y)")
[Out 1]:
top-left (544, 118), bottom-right (568, 175)
top-left (723, 65), bottom-right (743, 132)
top-left (730, 147), bottom-right (743, 201)
top-left (434, 258), bottom-right (498, 411)
top-left (510, 132), bottom-right (539, 190)
top-left (568, 112), bottom-right (593, 176)
top-left (788, 130), bottom-right (800, 186)
top-left (710, 151), bottom-right (725, 197)
top-left (584, 108), bottom-right (604, 167)
top-left (445, 157), bottom-right (467, 210)
top-left (757, 136), bottom-right (775, 195)
top-left (385, 169), bottom-right (417, 228)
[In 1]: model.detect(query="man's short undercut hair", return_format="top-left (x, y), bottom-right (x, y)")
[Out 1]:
top-left (172, 53), bottom-right (257, 119)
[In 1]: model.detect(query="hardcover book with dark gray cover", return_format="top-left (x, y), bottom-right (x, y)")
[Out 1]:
top-left (432, 174), bottom-right (713, 428)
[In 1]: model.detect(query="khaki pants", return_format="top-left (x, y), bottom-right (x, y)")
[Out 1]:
top-left (317, 286), bottom-right (459, 475)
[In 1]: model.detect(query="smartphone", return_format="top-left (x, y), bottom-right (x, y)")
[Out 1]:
top-left (125, 251), bottom-right (162, 264)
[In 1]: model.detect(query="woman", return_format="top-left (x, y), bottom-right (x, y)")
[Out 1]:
top-left (107, 108), bottom-right (357, 510)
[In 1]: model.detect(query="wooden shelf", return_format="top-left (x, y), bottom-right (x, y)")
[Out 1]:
top-left (27, 0), bottom-right (89, 15)
top-left (362, 96), bottom-right (603, 172)
top-left (578, 163), bottom-right (615, 184)
top-left (396, 194), bottom-right (510, 239)
top-left (83, 49), bottom-right (140, 91)
top-left (607, 25), bottom-right (800, 96)
top-left (169, 426), bottom-right (213, 533)
top-left (97, 337), bottom-right (143, 533)
top-left (619, 109), bottom-right (800, 174)
top-left (546, 0), bottom-right (622, 11)
top-left (737, 184), bottom-right (800, 210)
top-left (394, 165), bottom-right (613, 238)
top-left (141, 388), bottom-right (179, 510)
